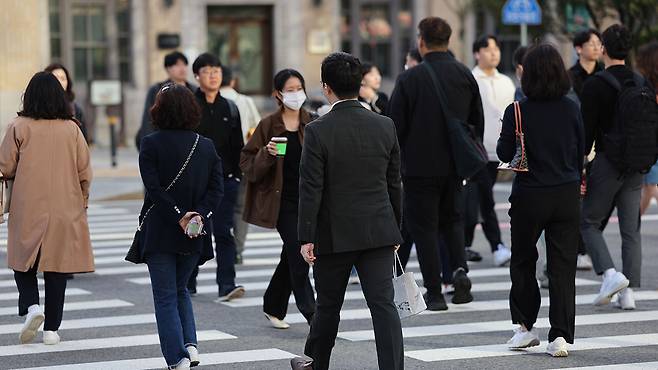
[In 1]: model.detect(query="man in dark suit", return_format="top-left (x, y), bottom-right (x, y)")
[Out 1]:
top-left (291, 52), bottom-right (403, 370)
top-left (388, 17), bottom-right (483, 311)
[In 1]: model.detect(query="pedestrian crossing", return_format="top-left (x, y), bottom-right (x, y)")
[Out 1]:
top-left (0, 202), bottom-right (657, 369)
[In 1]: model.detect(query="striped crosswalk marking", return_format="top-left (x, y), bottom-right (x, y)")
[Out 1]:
top-left (0, 288), bottom-right (90, 302)
top-left (0, 299), bottom-right (132, 317)
top-left (17, 348), bottom-right (298, 369)
top-left (554, 362), bottom-right (658, 370)
top-left (0, 330), bottom-right (233, 357)
top-left (0, 313), bottom-right (155, 335)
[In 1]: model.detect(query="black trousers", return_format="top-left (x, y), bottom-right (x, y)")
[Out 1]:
top-left (263, 200), bottom-right (316, 322)
top-left (509, 183), bottom-right (579, 343)
top-left (464, 162), bottom-right (503, 251)
top-left (304, 246), bottom-right (403, 370)
top-left (397, 226), bottom-right (454, 284)
top-left (402, 176), bottom-right (468, 294)
top-left (14, 260), bottom-right (68, 331)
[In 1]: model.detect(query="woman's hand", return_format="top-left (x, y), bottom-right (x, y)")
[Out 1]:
top-left (359, 85), bottom-right (376, 102)
top-left (179, 212), bottom-right (198, 233)
top-left (266, 141), bottom-right (278, 156)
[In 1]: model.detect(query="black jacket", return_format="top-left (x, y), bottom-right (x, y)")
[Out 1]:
top-left (388, 52), bottom-right (484, 177)
top-left (135, 80), bottom-right (197, 149)
top-left (497, 97), bottom-right (584, 193)
top-left (194, 88), bottom-right (244, 179)
top-left (298, 100), bottom-right (402, 255)
top-left (138, 130), bottom-right (224, 264)
top-left (568, 61), bottom-right (603, 100)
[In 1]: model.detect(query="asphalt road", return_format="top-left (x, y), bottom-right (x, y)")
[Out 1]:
top-left (1, 186), bottom-right (657, 370)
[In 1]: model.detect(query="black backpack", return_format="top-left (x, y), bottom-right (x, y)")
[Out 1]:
top-left (599, 70), bottom-right (658, 173)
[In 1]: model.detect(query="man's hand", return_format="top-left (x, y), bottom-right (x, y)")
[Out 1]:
top-left (301, 243), bottom-right (316, 266)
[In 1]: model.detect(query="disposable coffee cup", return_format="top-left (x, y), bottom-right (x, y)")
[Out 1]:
top-left (272, 137), bottom-right (288, 156)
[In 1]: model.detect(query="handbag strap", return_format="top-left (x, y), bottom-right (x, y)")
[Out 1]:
top-left (393, 251), bottom-right (405, 277)
top-left (513, 101), bottom-right (523, 134)
top-left (137, 133), bottom-right (200, 231)
top-left (421, 62), bottom-right (457, 123)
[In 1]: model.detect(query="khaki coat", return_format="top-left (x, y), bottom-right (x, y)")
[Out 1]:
top-left (0, 117), bottom-right (93, 273)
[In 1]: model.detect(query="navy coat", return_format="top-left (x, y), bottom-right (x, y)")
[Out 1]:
top-left (138, 129), bottom-right (223, 264)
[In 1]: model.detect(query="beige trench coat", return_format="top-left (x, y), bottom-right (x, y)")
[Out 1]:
top-left (0, 117), bottom-right (94, 273)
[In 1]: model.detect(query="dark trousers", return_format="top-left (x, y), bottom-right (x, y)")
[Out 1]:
top-left (402, 176), bottom-right (467, 294)
top-left (189, 177), bottom-right (240, 296)
top-left (147, 252), bottom-right (200, 367)
top-left (397, 226), bottom-right (453, 284)
top-left (304, 246), bottom-right (403, 370)
top-left (263, 200), bottom-right (316, 322)
top-left (464, 162), bottom-right (503, 251)
top-left (509, 183), bottom-right (579, 343)
top-left (14, 261), bottom-right (67, 331)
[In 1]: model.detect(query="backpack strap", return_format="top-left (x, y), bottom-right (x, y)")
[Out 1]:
top-left (227, 99), bottom-right (239, 123)
top-left (597, 70), bottom-right (622, 91)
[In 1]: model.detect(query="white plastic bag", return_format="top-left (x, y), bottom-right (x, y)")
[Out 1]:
top-left (392, 251), bottom-right (427, 319)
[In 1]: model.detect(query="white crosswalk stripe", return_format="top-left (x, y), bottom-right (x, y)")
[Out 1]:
top-left (1, 202), bottom-right (657, 369)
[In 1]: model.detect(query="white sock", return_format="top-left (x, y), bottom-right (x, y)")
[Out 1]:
top-left (27, 304), bottom-right (40, 314)
top-left (603, 268), bottom-right (617, 279)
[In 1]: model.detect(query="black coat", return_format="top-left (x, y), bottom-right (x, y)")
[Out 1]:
top-left (298, 100), bottom-right (403, 255)
top-left (388, 51), bottom-right (484, 177)
top-left (138, 130), bottom-right (224, 264)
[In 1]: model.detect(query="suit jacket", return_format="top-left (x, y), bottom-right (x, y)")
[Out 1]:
top-left (388, 51), bottom-right (484, 177)
top-left (138, 130), bottom-right (223, 264)
top-left (298, 100), bottom-right (402, 255)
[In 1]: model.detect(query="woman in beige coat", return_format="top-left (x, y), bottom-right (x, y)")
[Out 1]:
top-left (0, 72), bottom-right (93, 345)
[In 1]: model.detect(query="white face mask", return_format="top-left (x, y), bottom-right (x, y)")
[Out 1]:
top-left (281, 90), bottom-right (306, 111)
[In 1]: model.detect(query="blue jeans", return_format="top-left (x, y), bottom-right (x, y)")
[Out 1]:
top-left (214, 177), bottom-right (240, 296)
top-left (147, 252), bottom-right (200, 367)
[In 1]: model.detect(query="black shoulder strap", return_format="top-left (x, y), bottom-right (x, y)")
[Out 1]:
top-left (421, 62), bottom-right (454, 122)
top-left (598, 70), bottom-right (622, 91)
top-left (227, 100), bottom-right (239, 121)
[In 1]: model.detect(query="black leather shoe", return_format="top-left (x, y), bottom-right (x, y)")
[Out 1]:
top-left (290, 357), bottom-right (313, 370)
top-left (465, 248), bottom-right (483, 262)
top-left (452, 269), bottom-right (473, 304)
top-left (423, 291), bottom-right (448, 311)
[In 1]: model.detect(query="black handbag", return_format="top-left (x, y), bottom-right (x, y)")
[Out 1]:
top-left (422, 63), bottom-right (488, 180)
top-left (125, 134), bottom-right (200, 264)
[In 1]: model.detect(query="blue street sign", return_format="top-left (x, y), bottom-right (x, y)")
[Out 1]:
top-left (502, 0), bottom-right (542, 25)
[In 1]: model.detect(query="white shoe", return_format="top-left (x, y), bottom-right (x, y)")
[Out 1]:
top-left (186, 345), bottom-right (199, 367)
top-left (493, 245), bottom-right (512, 267)
top-left (43, 331), bottom-right (60, 345)
top-left (214, 286), bottom-right (245, 302)
top-left (264, 313), bottom-right (290, 329)
top-left (172, 358), bottom-right (191, 370)
top-left (617, 288), bottom-right (636, 310)
top-left (19, 305), bottom-right (45, 344)
top-left (546, 337), bottom-right (569, 357)
top-left (507, 327), bottom-right (540, 349)
top-left (593, 272), bottom-right (629, 306)
top-left (576, 254), bottom-right (593, 270)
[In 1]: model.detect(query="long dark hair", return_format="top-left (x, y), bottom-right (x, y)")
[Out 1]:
top-left (521, 44), bottom-right (571, 100)
top-left (18, 72), bottom-right (74, 120)
top-left (44, 63), bottom-right (75, 102)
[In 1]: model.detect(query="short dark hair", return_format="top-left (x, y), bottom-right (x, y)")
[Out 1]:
top-left (150, 83), bottom-right (201, 130)
top-left (513, 45), bottom-right (528, 67)
top-left (221, 66), bottom-right (233, 87)
top-left (573, 29), bottom-right (601, 48)
top-left (273, 69), bottom-right (306, 91)
top-left (192, 53), bottom-right (222, 75)
top-left (418, 17), bottom-right (452, 49)
top-left (321, 52), bottom-right (362, 99)
top-left (408, 48), bottom-right (422, 63)
top-left (44, 63), bottom-right (75, 102)
top-left (360, 62), bottom-right (376, 77)
top-left (521, 44), bottom-right (571, 100)
top-left (637, 40), bottom-right (658, 90)
top-left (602, 24), bottom-right (632, 60)
top-left (18, 72), bottom-right (73, 120)
top-left (472, 35), bottom-right (499, 53)
top-left (164, 51), bottom-right (188, 68)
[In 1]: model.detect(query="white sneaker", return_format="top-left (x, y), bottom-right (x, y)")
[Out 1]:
top-left (593, 272), bottom-right (629, 306)
top-left (214, 286), bottom-right (245, 302)
top-left (576, 254), bottom-right (593, 270)
top-left (507, 327), bottom-right (540, 349)
top-left (19, 305), bottom-right (45, 344)
top-left (617, 288), bottom-right (636, 310)
top-left (172, 358), bottom-right (191, 370)
top-left (186, 345), bottom-right (199, 367)
top-left (43, 331), bottom-right (60, 345)
top-left (264, 313), bottom-right (290, 329)
top-left (546, 337), bottom-right (569, 357)
top-left (493, 245), bottom-right (512, 267)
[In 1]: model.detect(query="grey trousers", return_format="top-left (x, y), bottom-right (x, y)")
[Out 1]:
top-left (233, 180), bottom-right (248, 255)
top-left (581, 155), bottom-right (643, 287)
